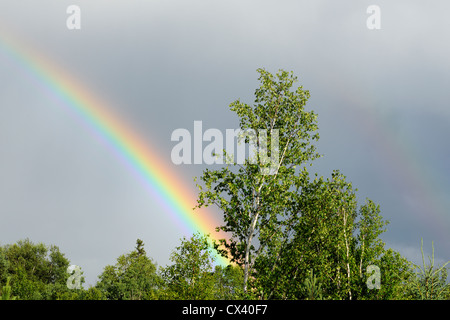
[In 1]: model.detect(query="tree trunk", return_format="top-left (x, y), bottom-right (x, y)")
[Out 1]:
top-left (342, 208), bottom-right (352, 300)
top-left (243, 211), bottom-right (259, 293)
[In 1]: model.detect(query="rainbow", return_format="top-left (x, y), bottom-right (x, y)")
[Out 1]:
top-left (318, 73), bottom-right (450, 249)
top-left (0, 27), bottom-right (229, 265)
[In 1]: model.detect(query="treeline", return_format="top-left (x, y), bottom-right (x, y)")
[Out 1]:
top-left (0, 235), bottom-right (244, 300)
top-left (0, 235), bottom-right (449, 300)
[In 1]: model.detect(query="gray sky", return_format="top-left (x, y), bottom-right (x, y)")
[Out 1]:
top-left (0, 0), bottom-right (449, 286)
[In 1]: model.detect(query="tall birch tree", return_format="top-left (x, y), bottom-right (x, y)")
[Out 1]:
top-left (195, 68), bottom-right (320, 294)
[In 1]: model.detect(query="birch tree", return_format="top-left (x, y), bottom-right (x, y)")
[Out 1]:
top-left (195, 68), bottom-right (320, 294)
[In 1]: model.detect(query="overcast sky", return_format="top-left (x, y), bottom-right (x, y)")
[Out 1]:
top-left (0, 0), bottom-right (449, 286)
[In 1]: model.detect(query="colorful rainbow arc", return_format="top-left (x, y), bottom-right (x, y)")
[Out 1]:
top-left (0, 30), bottom-right (229, 266)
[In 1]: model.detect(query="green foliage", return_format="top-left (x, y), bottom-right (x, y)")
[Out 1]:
top-left (1, 277), bottom-right (17, 300)
top-left (195, 68), bottom-right (424, 300)
top-left (0, 236), bottom-right (244, 300)
top-left (302, 270), bottom-right (323, 300)
top-left (0, 239), bottom-right (73, 300)
top-left (96, 239), bottom-right (160, 300)
top-left (160, 232), bottom-right (217, 299)
top-left (212, 264), bottom-right (245, 300)
top-left (252, 171), bottom-right (417, 300)
top-left (160, 233), bottom-right (245, 300)
top-left (405, 239), bottom-right (450, 300)
top-left (54, 285), bottom-right (106, 300)
top-left (196, 68), bottom-right (320, 294)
